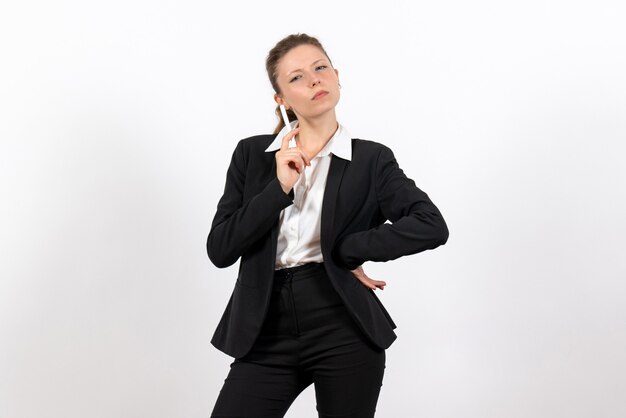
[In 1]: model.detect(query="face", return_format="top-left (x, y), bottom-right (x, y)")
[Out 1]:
top-left (274, 44), bottom-right (340, 120)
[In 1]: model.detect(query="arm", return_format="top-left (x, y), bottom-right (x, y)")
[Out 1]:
top-left (207, 139), bottom-right (294, 268)
top-left (334, 145), bottom-right (449, 270)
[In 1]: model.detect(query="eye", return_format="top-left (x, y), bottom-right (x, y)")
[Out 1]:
top-left (289, 66), bottom-right (327, 83)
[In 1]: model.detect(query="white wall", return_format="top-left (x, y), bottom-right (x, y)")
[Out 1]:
top-left (1, 1), bottom-right (625, 417)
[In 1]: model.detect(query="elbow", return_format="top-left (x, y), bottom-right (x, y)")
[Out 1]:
top-left (438, 222), bottom-right (449, 245)
top-left (208, 252), bottom-right (232, 269)
top-left (411, 201), bottom-right (449, 249)
top-left (423, 212), bottom-right (448, 249)
top-left (206, 234), bottom-right (237, 269)
top-left (434, 216), bottom-right (449, 247)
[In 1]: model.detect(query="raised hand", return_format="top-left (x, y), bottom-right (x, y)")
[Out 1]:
top-left (275, 127), bottom-right (311, 194)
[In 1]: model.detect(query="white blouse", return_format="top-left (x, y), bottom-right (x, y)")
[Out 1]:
top-left (264, 119), bottom-right (353, 270)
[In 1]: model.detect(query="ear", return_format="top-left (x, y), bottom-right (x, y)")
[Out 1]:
top-left (334, 68), bottom-right (339, 80)
top-left (274, 93), bottom-right (289, 109)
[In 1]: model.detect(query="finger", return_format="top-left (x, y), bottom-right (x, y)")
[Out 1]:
top-left (284, 147), bottom-right (311, 167)
top-left (364, 279), bottom-right (386, 290)
top-left (280, 127), bottom-right (301, 151)
top-left (300, 149), bottom-right (311, 166)
top-left (295, 153), bottom-right (310, 167)
top-left (291, 153), bottom-right (307, 171)
top-left (359, 278), bottom-right (377, 289)
top-left (287, 152), bottom-right (308, 171)
top-left (288, 159), bottom-right (302, 173)
top-left (359, 280), bottom-right (375, 289)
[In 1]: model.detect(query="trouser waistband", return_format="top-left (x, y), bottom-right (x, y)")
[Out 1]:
top-left (273, 262), bottom-right (325, 282)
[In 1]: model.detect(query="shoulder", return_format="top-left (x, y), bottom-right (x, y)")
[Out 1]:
top-left (227, 134), bottom-right (278, 165)
top-left (235, 134), bottom-right (277, 152)
top-left (351, 138), bottom-right (395, 161)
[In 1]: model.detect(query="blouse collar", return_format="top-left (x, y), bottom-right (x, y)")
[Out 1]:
top-left (264, 120), bottom-right (352, 161)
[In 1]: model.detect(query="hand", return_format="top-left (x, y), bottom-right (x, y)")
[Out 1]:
top-left (275, 127), bottom-right (311, 194)
top-left (350, 265), bottom-right (386, 290)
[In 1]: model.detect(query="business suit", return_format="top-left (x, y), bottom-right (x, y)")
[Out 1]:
top-left (207, 132), bottom-right (449, 359)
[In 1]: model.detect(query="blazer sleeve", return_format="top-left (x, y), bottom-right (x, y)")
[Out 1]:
top-left (335, 145), bottom-right (449, 270)
top-left (207, 139), bottom-right (294, 268)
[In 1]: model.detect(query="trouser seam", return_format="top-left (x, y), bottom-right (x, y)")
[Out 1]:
top-left (286, 272), bottom-right (300, 337)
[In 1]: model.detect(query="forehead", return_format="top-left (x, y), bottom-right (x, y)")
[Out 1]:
top-left (278, 44), bottom-right (328, 76)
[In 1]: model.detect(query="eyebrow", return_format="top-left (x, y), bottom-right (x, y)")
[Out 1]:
top-left (286, 59), bottom-right (327, 77)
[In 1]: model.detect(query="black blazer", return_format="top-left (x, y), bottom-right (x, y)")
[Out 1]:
top-left (207, 133), bottom-right (449, 358)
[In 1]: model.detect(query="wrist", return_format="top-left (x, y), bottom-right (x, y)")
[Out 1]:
top-left (279, 181), bottom-right (292, 195)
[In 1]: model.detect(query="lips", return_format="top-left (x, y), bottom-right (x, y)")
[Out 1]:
top-left (312, 90), bottom-right (329, 100)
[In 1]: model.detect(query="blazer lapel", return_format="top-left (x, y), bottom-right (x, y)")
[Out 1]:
top-left (321, 154), bottom-right (348, 256)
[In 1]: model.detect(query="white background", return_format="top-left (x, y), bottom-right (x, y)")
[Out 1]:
top-left (1, 1), bottom-right (625, 417)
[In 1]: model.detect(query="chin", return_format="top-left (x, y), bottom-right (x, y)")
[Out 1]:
top-left (308, 107), bottom-right (336, 120)
top-left (315, 96), bottom-right (340, 113)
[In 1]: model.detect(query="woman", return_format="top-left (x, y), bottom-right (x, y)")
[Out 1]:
top-left (207, 33), bottom-right (449, 418)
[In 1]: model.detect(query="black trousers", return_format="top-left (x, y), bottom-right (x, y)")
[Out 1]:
top-left (211, 262), bottom-right (386, 418)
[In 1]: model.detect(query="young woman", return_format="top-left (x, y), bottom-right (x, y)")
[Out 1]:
top-left (207, 33), bottom-right (449, 418)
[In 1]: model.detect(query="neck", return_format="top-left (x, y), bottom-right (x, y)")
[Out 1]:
top-left (295, 110), bottom-right (339, 156)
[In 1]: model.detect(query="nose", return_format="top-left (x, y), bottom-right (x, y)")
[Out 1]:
top-left (311, 76), bottom-right (321, 87)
